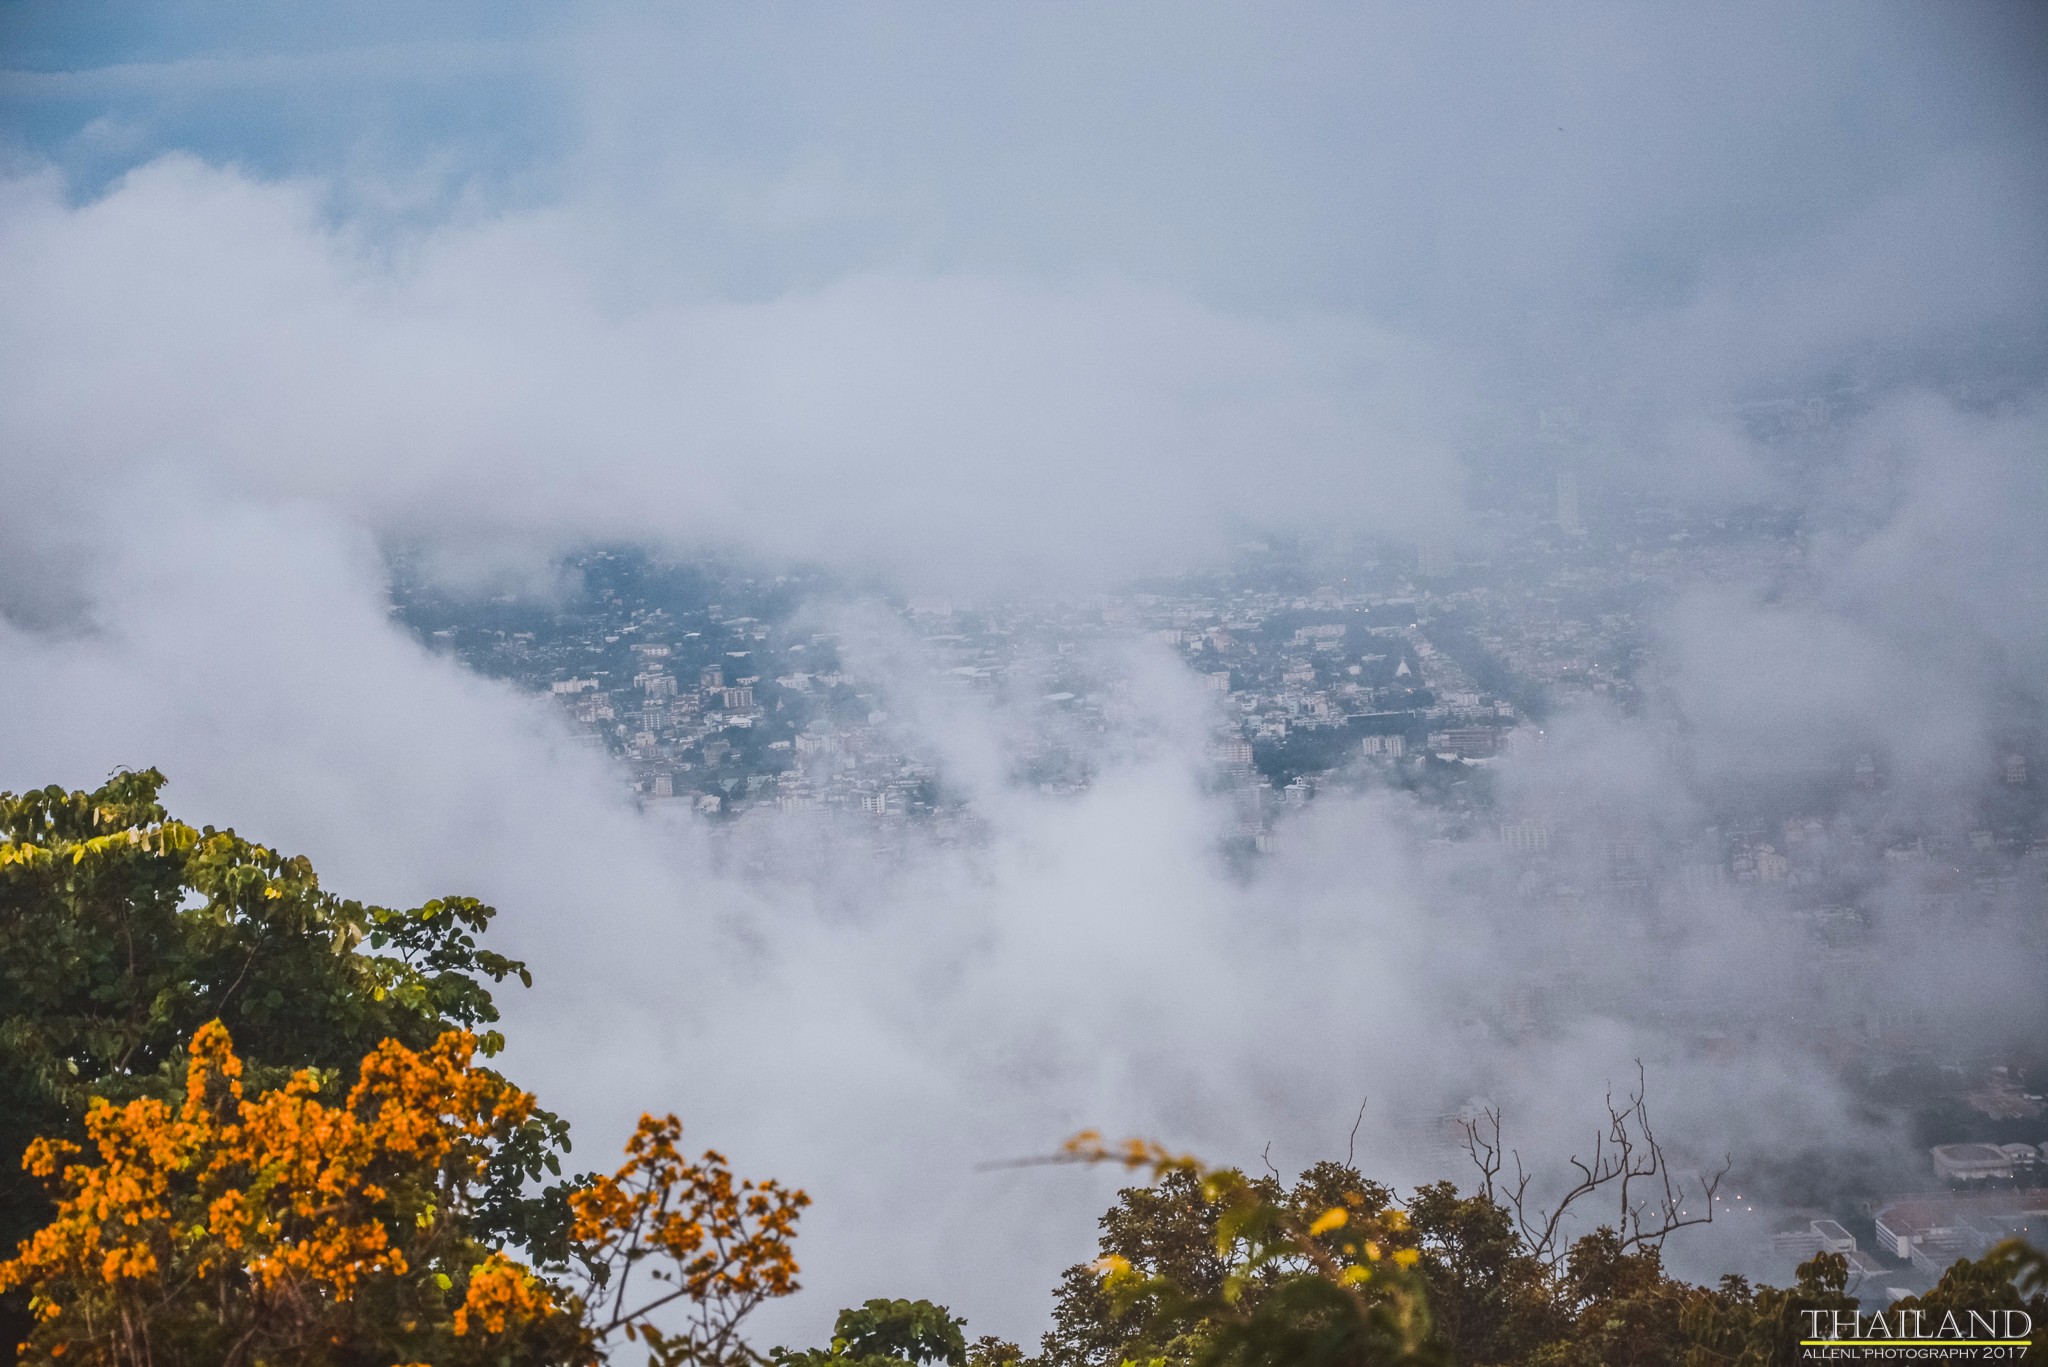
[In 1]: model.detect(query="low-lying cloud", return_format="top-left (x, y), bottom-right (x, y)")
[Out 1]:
top-left (3, 0), bottom-right (2046, 1345)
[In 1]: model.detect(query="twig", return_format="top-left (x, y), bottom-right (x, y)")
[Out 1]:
top-left (1346, 1096), bottom-right (1369, 1170)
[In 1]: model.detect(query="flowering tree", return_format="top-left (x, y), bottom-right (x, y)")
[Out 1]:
top-left (0, 767), bottom-right (567, 1305)
top-left (568, 1114), bottom-right (810, 1366)
top-left (0, 1020), bottom-right (582, 1365)
top-left (0, 1023), bottom-right (808, 1367)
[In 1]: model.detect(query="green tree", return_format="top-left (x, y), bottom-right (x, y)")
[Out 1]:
top-left (1033, 1136), bottom-right (1440, 1367)
top-left (963, 1335), bottom-right (1025, 1366)
top-left (1404, 1181), bottom-right (1561, 1365)
top-left (1880, 1242), bottom-right (2047, 1360)
top-left (774, 1298), bottom-right (968, 1365)
top-left (0, 772), bottom-right (569, 1212)
top-left (1679, 1252), bottom-right (1866, 1366)
top-left (0, 770), bottom-right (813, 1367)
top-left (1524, 1229), bottom-right (1690, 1367)
top-left (1038, 1167), bottom-right (1239, 1367)
top-left (0, 770), bottom-right (570, 1345)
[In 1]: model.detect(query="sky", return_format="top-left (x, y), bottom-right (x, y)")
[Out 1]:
top-left (2, 1), bottom-right (2047, 1346)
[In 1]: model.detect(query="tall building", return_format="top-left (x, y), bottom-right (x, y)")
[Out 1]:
top-left (1555, 469), bottom-right (1582, 536)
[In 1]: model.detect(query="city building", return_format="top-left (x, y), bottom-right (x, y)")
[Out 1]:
top-left (1872, 1192), bottom-right (2047, 1274)
top-left (1427, 727), bottom-right (1499, 759)
top-left (1932, 1143), bottom-right (2016, 1185)
top-left (1765, 1213), bottom-right (1858, 1259)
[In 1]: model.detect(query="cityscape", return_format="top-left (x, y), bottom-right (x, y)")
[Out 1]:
top-left (4, 4), bottom-right (2046, 1359)
top-left (395, 431), bottom-right (2047, 1300)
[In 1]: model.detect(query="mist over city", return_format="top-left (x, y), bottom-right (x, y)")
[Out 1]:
top-left (2, 4), bottom-right (2045, 1360)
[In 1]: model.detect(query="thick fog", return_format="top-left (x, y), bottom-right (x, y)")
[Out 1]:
top-left (2, 1), bottom-right (2046, 1343)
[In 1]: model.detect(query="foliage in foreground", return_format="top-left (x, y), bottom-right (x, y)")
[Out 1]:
top-left (0, 1020), bottom-right (580, 1364)
top-left (1018, 1141), bottom-right (2044, 1367)
top-left (773, 1297), bottom-right (970, 1366)
top-left (0, 1021), bottom-right (807, 1366)
top-left (0, 772), bottom-right (809, 1365)
top-left (1032, 1135), bottom-right (1441, 1367)
top-left (0, 767), bottom-right (565, 1276)
top-left (2, 770), bottom-right (2042, 1366)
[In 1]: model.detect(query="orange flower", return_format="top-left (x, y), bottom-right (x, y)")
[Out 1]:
top-left (0, 1021), bottom-right (572, 1363)
top-left (566, 1113), bottom-right (809, 1350)
top-left (454, 1253), bottom-right (557, 1337)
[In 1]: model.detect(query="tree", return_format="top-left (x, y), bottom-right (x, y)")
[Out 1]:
top-left (570, 1114), bottom-right (810, 1366)
top-left (1878, 1241), bottom-right (2047, 1361)
top-left (1031, 1144), bottom-right (2024, 1367)
top-left (0, 771), bottom-right (809, 1366)
top-left (1024, 1079), bottom-right (2031, 1367)
top-left (773, 1298), bottom-right (968, 1366)
top-left (1403, 1181), bottom-right (1561, 1365)
top-left (1459, 1064), bottom-right (1728, 1271)
top-left (1525, 1228), bottom-right (1691, 1367)
top-left (0, 1022), bottom-right (810, 1367)
top-left (1677, 1252), bottom-right (1860, 1367)
top-left (1032, 1135), bottom-right (1441, 1367)
top-left (963, 1336), bottom-right (1025, 1367)
top-left (1037, 1166), bottom-right (1238, 1367)
top-left (0, 769), bottom-right (569, 1290)
top-left (0, 1019), bottom-right (586, 1365)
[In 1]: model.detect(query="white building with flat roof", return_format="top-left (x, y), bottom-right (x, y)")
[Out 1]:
top-left (1932, 1143), bottom-right (2014, 1184)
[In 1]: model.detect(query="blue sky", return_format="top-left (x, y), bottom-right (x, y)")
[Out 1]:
top-left (1, 3), bottom-right (569, 205)
top-left (7, 3), bottom-right (2042, 327)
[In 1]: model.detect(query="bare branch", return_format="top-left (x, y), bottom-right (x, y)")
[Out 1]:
top-left (1459, 1106), bottom-right (1503, 1205)
top-left (1463, 1063), bottom-right (1730, 1268)
top-left (1346, 1095), bottom-right (1369, 1170)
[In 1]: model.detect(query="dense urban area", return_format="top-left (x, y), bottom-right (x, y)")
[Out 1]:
top-left (391, 421), bottom-right (2047, 1303)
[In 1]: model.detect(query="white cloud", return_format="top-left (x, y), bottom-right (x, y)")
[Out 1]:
top-left (3, 2), bottom-right (2046, 1345)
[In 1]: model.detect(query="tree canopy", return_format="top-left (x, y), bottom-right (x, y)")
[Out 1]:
top-left (0, 769), bottom-right (566, 1271)
top-left (0, 771), bottom-right (806, 1365)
